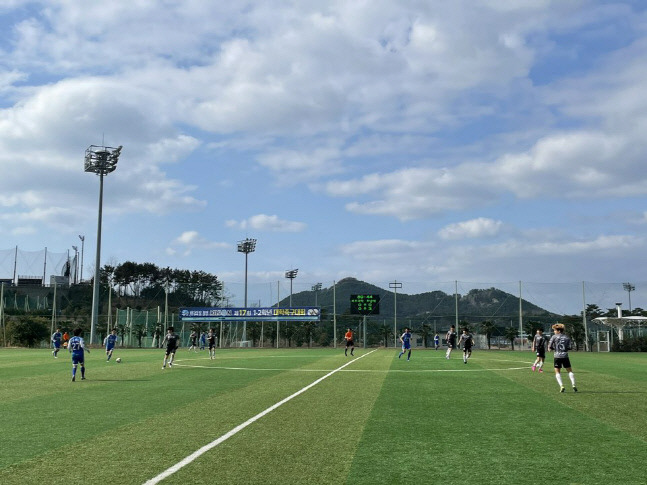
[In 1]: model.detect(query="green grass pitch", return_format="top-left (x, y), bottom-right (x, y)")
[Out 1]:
top-left (0, 347), bottom-right (645, 484)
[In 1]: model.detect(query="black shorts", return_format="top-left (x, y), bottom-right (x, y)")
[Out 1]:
top-left (535, 349), bottom-right (546, 358)
top-left (190, 339), bottom-right (197, 345)
top-left (448, 342), bottom-right (456, 349)
top-left (346, 339), bottom-right (354, 347)
top-left (463, 345), bottom-right (472, 353)
top-left (209, 342), bottom-right (216, 350)
top-left (165, 346), bottom-right (178, 356)
top-left (554, 357), bottom-right (572, 369)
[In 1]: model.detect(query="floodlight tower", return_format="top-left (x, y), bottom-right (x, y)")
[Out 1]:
top-left (85, 144), bottom-right (122, 344)
top-left (72, 246), bottom-right (78, 284)
top-left (389, 280), bottom-right (402, 347)
top-left (285, 269), bottom-right (298, 306)
top-left (312, 282), bottom-right (322, 306)
top-left (78, 235), bottom-right (85, 282)
top-left (237, 238), bottom-right (257, 342)
top-left (623, 282), bottom-right (635, 312)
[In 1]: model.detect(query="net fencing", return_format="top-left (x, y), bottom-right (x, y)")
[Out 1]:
top-left (1, 279), bottom-right (645, 350)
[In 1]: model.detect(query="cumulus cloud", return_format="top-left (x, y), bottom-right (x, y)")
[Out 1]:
top-left (439, 218), bottom-right (504, 240)
top-left (337, 231), bottom-right (645, 286)
top-left (167, 231), bottom-right (230, 256)
top-left (225, 214), bottom-right (306, 232)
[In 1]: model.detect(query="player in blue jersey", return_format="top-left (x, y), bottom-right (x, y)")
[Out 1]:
top-left (434, 333), bottom-right (440, 350)
top-left (398, 327), bottom-right (412, 361)
top-left (161, 327), bottom-right (180, 369)
top-left (200, 331), bottom-right (206, 351)
top-left (51, 328), bottom-right (62, 358)
top-left (103, 328), bottom-right (118, 362)
top-left (68, 328), bottom-right (89, 382)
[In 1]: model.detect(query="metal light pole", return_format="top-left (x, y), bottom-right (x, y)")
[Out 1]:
top-left (85, 144), bottom-right (122, 344)
top-left (78, 235), bottom-right (85, 283)
top-left (237, 238), bottom-right (257, 343)
top-left (623, 282), bottom-right (635, 312)
top-left (72, 246), bottom-right (78, 284)
top-left (285, 269), bottom-right (298, 306)
top-left (312, 282), bottom-right (322, 306)
top-left (389, 280), bottom-right (402, 347)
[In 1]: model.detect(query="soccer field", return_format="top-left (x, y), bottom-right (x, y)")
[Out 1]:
top-left (0, 347), bottom-right (645, 485)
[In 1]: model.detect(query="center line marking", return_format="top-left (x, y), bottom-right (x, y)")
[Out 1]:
top-left (143, 349), bottom-right (378, 485)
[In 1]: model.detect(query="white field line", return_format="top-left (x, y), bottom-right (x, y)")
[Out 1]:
top-left (143, 348), bottom-right (379, 485)
top-left (172, 362), bottom-right (529, 373)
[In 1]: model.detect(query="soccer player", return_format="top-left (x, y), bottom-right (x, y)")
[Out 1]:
top-left (161, 327), bottom-right (180, 369)
top-left (445, 325), bottom-right (457, 359)
top-left (531, 328), bottom-right (547, 372)
top-left (434, 333), bottom-right (440, 350)
top-left (104, 328), bottom-right (118, 362)
top-left (207, 328), bottom-right (217, 360)
top-left (51, 328), bottom-right (62, 358)
top-left (547, 323), bottom-right (577, 393)
top-left (68, 328), bottom-right (89, 382)
top-left (398, 327), bottom-right (412, 361)
top-left (457, 328), bottom-right (473, 364)
top-left (188, 330), bottom-right (198, 352)
top-left (200, 331), bottom-right (206, 351)
top-left (344, 328), bottom-right (354, 356)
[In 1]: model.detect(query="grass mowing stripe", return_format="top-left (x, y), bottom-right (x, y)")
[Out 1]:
top-left (164, 349), bottom-right (393, 485)
top-left (143, 349), bottom-right (378, 484)
top-left (0, 349), bottom-right (356, 484)
top-left (488, 351), bottom-right (647, 443)
top-left (346, 350), bottom-right (647, 485)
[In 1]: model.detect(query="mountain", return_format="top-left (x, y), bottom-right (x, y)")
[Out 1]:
top-left (282, 277), bottom-right (557, 322)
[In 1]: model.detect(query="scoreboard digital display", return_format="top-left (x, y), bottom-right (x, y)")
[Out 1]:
top-left (350, 294), bottom-right (380, 315)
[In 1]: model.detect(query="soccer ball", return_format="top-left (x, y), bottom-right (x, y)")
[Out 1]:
top-left (116, 357), bottom-right (122, 363)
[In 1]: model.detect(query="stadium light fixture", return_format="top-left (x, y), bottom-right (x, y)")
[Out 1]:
top-left (622, 283), bottom-right (635, 312)
top-left (237, 238), bottom-right (257, 343)
top-left (85, 144), bottom-right (122, 344)
top-left (285, 269), bottom-right (298, 307)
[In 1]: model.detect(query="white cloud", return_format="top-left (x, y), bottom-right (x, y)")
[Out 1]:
top-left (439, 218), bottom-right (504, 240)
top-left (226, 214), bottom-right (306, 232)
top-left (167, 231), bottom-right (230, 256)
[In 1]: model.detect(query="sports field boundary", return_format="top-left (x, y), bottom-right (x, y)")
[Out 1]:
top-left (143, 349), bottom-right (378, 485)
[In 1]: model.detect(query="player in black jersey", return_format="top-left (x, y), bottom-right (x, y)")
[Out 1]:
top-left (548, 323), bottom-right (577, 392)
top-left (161, 327), bottom-right (180, 369)
top-left (445, 325), bottom-right (457, 360)
top-left (207, 328), bottom-right (217, 360)
top-left (457, 329), bottom-right (473, 364)
top-left (531, 329), bottom-right (547, 372)
top-left (188, 330), bottom-right (198, 352)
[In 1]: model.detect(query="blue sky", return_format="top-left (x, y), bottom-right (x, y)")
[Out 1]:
top-left (1, 1), bottom-right (646, 314)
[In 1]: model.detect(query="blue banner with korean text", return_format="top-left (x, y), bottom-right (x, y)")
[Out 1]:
top-left (179, 307), bottom-right (321, 322)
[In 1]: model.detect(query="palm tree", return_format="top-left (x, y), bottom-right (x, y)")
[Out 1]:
top-left (416, 323), bottom-right (431, 348)
top-left (479, 320), bottom-right (496, 349)
top-left (503, 326), bottom-right (518, 351)
top-left (378, 324), bottom-right (392, 347)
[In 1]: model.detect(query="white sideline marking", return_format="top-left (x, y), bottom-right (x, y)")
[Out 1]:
top-left (172, 363), bottom-right (528, 373)
top-left (143, 349), bottom-right (378, 485)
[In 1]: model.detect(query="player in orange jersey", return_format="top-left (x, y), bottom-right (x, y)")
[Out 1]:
top-left (344, 328), bottom-right (354, 357)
